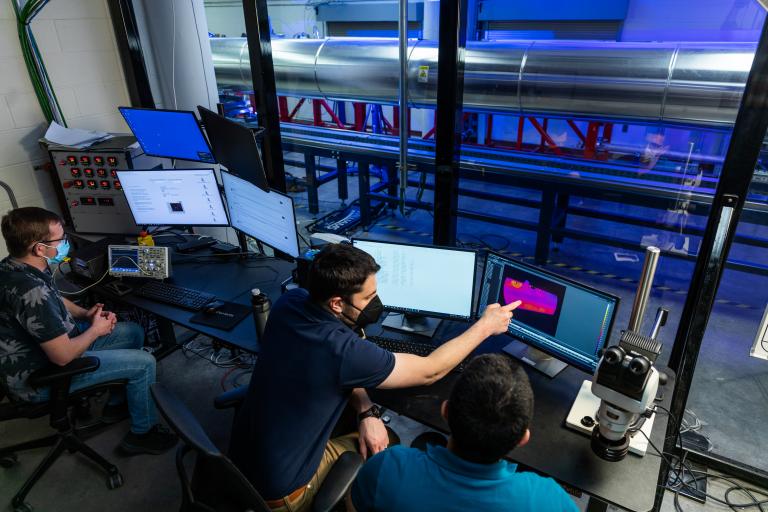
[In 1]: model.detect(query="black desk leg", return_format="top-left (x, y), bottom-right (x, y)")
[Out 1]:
top-left (154, 317), bottom-right (180, 360)
top-left (386, 164), bottom-right (398, 202)
top-left (553, 193), bottom-right (570, 244)
top-left (358, 161), bottom-right (371, 230)
top-left (536, 189), bottom-right (556, 265)
top-left (585, 497), bottom-right (609, 512)
top-left (304, 153), bottom-right (319, 214)
top-left (337, 158), bottom-right (348, 201)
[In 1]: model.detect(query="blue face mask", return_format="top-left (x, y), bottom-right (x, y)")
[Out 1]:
top-left (39, 239), bottom-right (70, 265)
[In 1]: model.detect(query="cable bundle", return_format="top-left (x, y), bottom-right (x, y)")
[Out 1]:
top-left (12, 0), bottom-right (66, 125)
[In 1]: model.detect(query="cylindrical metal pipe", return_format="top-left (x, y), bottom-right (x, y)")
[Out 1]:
top-left (628, 246), bottom-right (661, 332)
top-left (210, 37), bottom-right (754, 128)
top-left (398, 0), bottom-right (408, 212)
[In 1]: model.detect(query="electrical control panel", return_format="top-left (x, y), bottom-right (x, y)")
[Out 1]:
top-left (46, 136), bottom-right (164, 234)
top-left (108, 245), bottom-right (171, 280)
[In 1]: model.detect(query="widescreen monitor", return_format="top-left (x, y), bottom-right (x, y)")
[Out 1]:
top-left (477, 252), bottom-right (619, 373)
top-left (351, 239), bottom-right (477, 321)
top-left (221, 170), bottom-right (300, 258)
top-left (117, 169), bottom-right (228, 227)
top-left (119, 107), bottom-right (215, 163)
top-left (198, 106), bottom-right (269, 191)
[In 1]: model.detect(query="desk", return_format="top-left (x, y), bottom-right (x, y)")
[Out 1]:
top-left (65, 250), bottom-right (295, 354)
top-left (368, 321), bottom-right (672, 512)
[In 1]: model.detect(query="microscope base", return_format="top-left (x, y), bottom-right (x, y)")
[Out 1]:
top-left (565, 380), bottom-right (656, 457)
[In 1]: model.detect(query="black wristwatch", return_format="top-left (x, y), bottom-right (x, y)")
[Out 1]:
top-left (358, 404), bottom-right (384, 422)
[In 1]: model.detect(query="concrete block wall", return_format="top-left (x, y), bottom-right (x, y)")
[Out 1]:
top-left (0, 0), bottom-right (130, 257)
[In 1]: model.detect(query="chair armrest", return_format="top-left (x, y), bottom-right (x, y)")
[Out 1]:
top-left (28, 356), bottom-right (100, 388)
top-left (312, 451), bottom-right (363, 512)
top-left (213, 386), bottom-right (248, 410)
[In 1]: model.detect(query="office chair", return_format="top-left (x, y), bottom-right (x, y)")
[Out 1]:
top-left (0, 356), bottom-right (127, 512)
top-left (152, 383), bottom-right (363, 512)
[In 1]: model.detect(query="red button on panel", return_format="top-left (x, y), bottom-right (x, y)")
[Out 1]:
top-left (80, 156), bottom-right (90, 165)
top-left (63, 181), bottom-right (73, 189)
top-left (70, 168), bottom-right (81, 177)
top-left (67, 156), bottom-right (77, 165)
top-left (84, 168), bottom-right (94, 177)
top-left (94, 156), bottom-right (104, 165)
top-left (110, 169), bottom-right (118, 178)
top-left (97, 168), bottom-right (107, 177)
top-left (70, 200), bottom-right (79, 207)
top-left (99, 180), bottom-right (110, 189)
top-left (87, 180), bottom-right (97, 189)
top-left (81, 197), bottom-right (96, 205)
top-left (113, 180), bottom-right (121, 190)
top-left (107, 157), bottom-right (118, 166)
top-left (73, 179), bottom-right (84, 189)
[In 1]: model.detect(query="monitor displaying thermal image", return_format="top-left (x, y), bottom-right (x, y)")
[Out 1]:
top-left (478, 252), bottom-right (619, 373)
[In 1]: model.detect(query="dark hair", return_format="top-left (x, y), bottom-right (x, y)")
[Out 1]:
top-left (307, 243), bottom-right (380, 303)
top-left (1, 207), bottom-right (63, 258)
top-left (447, 354), bottom-right (534, 463)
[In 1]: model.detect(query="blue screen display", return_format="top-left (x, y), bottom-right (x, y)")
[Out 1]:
top-left (119, 107), bottom-right (215, 163)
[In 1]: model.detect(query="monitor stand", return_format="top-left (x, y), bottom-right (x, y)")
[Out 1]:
top-left (382, 312), bottom-right (441, 338)
top-left (501, 339), bottom-right (568, 378)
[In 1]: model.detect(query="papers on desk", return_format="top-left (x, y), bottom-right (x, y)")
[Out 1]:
top-left (42, 121), bottom-right (112, 149)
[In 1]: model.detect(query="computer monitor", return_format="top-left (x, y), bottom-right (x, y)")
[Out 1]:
top-left (352, 239), bottom-right (477, 337)
top-left (117, 169), bottom-right (228, 227)
top-left (477, 252), bottom-right (619, 376)
top-left (197, 106), bottom-right (269, 191)
top-left (119, 107), bottom-right (215, 163)
top-left (220, 170), bottom-right (300, 258)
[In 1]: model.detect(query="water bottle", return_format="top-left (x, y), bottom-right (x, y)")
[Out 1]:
top-left (251, 288), bottom-right (271, 340)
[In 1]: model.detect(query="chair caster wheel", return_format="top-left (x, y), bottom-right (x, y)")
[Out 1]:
top-left (1, 453), bottom-right (19, 468)
top-left (107, 471), bottom-right (124, 490)
top-left (13, 501), bottom-right (33, 512)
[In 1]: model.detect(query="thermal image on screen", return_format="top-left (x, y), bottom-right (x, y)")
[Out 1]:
top-left (503, 278), bottom-right (558, 315)
top-left (498, 267), bottom-right (566, 337)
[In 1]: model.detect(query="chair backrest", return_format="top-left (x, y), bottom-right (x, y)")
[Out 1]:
top-left (151, 383), bottom-right (271, 512)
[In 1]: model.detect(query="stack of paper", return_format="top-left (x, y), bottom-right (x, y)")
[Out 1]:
top-left (42, 121), bottom-right (112, 149)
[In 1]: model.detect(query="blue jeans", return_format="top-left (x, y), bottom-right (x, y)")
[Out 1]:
top-left (30, 322), bottom-right (158, 434)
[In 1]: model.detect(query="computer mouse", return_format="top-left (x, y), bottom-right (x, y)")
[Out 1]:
top-left (203, 300), bottom-right (226, 314)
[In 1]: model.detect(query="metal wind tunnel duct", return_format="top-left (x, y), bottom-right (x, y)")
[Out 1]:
top-left (210, 37), bottom-right (755, 128)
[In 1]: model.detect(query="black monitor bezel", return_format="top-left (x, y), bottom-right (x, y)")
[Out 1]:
top-left (117, 168), bottom-right (230, 228)
top-left (197, 105), bottom-right (269, 192)
top-left (220, 170), bottom-right (301, 258)
top-left (478, 250), bottom-right (620, 373)
top-left (118, 106), bottom-right (215, 164)
top-left (351, 238), bottom-right (479, 321)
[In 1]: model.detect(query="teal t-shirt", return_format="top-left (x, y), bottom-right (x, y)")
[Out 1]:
top-left (351, 445), bottom-right (579, 512)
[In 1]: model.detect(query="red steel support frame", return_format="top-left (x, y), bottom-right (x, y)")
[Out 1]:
top-left (277, 95), bottom-right (613, 160)
top-left (527, 117), bottom-right (563, 155)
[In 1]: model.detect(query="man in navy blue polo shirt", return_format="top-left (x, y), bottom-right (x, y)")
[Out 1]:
top-left (229, 244), bottom-right (521, 512)
top-left (349, 354), bottom-right (579, 512)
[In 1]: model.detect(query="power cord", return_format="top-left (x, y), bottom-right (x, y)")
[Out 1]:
top-left (638, 409), bottom-right (768, 512)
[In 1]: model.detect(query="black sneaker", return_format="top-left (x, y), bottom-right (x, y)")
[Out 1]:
top-left (118, 425), bottom-right (178, 455)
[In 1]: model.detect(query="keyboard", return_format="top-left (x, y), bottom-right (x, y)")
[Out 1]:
top-left (368, 335), bottom-right (468, 372)
top-left (135, 281), bottom-right (216, 311)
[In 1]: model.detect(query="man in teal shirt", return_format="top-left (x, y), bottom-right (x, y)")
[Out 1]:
top-left (350, 354), bottom-right (579, 512)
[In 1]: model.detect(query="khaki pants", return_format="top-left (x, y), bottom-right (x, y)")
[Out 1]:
top-left (267, 433), bottom-right (360, 512)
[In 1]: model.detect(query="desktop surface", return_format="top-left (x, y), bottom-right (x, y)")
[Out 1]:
top-left (367, 321), bottom-right (671, 512)
top-left (66, 244), bottom-right (295, 354)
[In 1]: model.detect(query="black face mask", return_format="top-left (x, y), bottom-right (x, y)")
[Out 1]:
top-left (343, 295), bottom-right (384, 329)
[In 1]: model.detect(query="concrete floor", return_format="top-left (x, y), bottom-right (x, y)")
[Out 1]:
top-left (2, 157), bottom-right (767, 511)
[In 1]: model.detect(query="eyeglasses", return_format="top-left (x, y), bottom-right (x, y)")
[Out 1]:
top-left (40, 234), bottom-right (68, 244)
